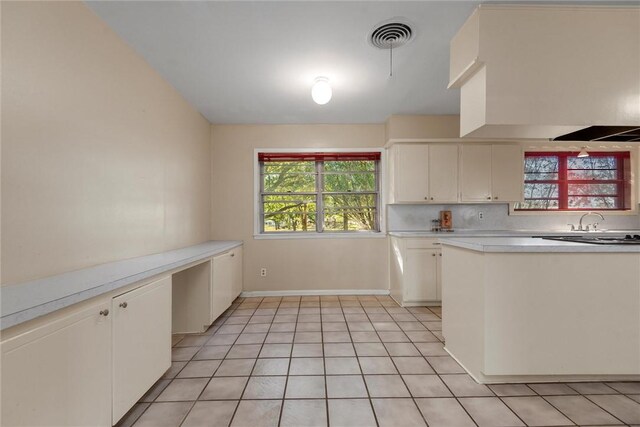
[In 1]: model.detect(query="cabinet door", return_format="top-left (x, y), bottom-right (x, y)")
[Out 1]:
top-left (211, 251), bottom-right (233, 322)
top-left (460, 145), bottom-right (492, 202)
top-left (491, 145), bottom-right (524, 202)
top-left (429, 144), bottom-right (459, 202)
top-left (404, 248), bottom-right (439, 302)
top-left (1, 300), bottom-right (112, 426)
top-left (395, 144), bottom-right (430, 202)
top-left (230, 246), bottom-right (243, 300)
top-left (436, 251), bottom-right (443, 300)
top-left (113, 276), bottom-right (172, 423)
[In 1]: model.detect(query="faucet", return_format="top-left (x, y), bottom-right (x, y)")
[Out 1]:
top-left (578, 212), bottom-right (605, 231)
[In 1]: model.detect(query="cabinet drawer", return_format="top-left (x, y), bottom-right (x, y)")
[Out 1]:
top-left (406, 238), bottom-right (442, 249)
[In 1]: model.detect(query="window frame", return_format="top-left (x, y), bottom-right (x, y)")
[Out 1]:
top-left (514, 150), bottom-right (633, 212)
top-left (254, 148), bottom-right (386, 239)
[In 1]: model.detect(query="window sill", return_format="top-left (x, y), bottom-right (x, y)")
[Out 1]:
top-left (253, 232), bottom-right (387, 240)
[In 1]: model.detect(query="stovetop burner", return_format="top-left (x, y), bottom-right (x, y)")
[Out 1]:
top-left (541, 235), bottom-right (640, 245)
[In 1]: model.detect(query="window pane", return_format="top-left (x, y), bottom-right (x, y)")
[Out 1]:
top-left (524, 156), bottom-right (558, 174)
top-left (263, 173), bottom-right (315, 192)
top-left (263, 161), bottom-right (316, 192)
top-left (567, 169), bottom-right (617, 180)
top-left (568, 196), bottom-right (620, 209)
top-left (568, 183), bottom-right (619, 196)
top-left (324, 160), bottom-right (375, 172)
top-left (323, 194), bottom-right (377, 231)
top-left (263, 194), bottom-right (316, 232)
top-left (323, 208), bottom-right (377, 231)
top-left (524, 183), bottom-right (558, 199)
top-left (323, 194), bottom-right (376, 208)
top-left (263, 161), bottom-right (314, 173)
top-left (323, 172), bottom-right (376, 192)
top-left (567, 156), bottom-right (617, 170)
top-left (525, 172), bottom-right (559, 181)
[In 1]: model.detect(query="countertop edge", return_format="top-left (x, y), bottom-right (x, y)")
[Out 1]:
top-left (1, 240), bottom-right (243, 330)
top-left (438, 237), bottom-right (640, 253)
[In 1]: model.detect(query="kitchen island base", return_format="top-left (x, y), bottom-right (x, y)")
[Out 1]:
top-left (441, 243), bottom-right (640, 384)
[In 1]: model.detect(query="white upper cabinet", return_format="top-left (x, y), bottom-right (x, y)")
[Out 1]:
top-left (460, 144), bottom-right (523, 202)
top-left (460, 145), bottom-right (492, 202)
top-left (491, 145), bottom-right (523, 202)
top-left (388, 144), bottom-right (458, 203)
top-left (392, 144), bottom-right (430, 202)
top-left (429, 144), bottom-right (459, 203)
top-left (449, 6), bottom-right (640, 139)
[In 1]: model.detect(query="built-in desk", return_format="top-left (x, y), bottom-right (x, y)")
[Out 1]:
top-left (1, 240), bottom-right (243, 426)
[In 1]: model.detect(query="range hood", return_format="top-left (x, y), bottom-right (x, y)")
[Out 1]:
top-left (554, 126), bottom-right (640, 142)
top-left (449, 6), bottom-right (640, 140)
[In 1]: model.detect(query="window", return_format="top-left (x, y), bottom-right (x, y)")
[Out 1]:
top-left (258, 151), bottom-right (381, 234)
top-left (514, 151), bottom-right (631, 211)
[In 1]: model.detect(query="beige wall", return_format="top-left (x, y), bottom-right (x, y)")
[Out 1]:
top-left (1, 2), bottom-right (211, 284)
top-left (210, 124), bottom-right (389, 292)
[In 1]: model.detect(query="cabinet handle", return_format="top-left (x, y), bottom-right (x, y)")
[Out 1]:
top-left (432, 253), bottom-right (436, 257)
top-left (486, 196), bottom-right (491, 200)
top-left (99, 309), bottom-right (109, 317)
top-left (430, 197), bottom-right (434, 201)
top-left (439, 253), bottom-right (442, 257)
top-left (424, 197), bottom-right (428, 200)
top-left (119, 302), bottom-right (128, 309)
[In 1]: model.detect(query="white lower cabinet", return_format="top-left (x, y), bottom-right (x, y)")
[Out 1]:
top-left (1, 276), bottom-right (172, 426)
top-left (390, 237), bottom-right (442, 306)
top-left (112, 276), bottom-right (172, 422)
top-left (211, 246), bottom-right (243, 323)
top-left (1, 299), bottom-right (112, 426)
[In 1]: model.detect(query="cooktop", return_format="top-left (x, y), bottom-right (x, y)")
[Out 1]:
top-left (541, 235), bottom-right (640, 245)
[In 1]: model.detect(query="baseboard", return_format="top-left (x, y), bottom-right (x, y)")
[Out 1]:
top-left (240, 289), bottom-right (390, 297)
top-left (444, 346), bottom-right (640, 384)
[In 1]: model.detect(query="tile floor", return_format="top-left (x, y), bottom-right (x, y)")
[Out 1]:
top-left (117, 295), bottom-right (640, 427)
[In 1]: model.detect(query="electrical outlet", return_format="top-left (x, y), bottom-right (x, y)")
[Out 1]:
top-left (260, 268), bottom-right (267, 277)
top-left (478, 211), bottom-right (485, 220)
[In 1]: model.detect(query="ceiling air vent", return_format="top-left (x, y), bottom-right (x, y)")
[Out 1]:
top-left (369, 21), bottom-right (414, 50)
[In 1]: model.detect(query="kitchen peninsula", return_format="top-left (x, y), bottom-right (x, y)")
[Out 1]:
top-left (440, 237), bottom-right (640, 384)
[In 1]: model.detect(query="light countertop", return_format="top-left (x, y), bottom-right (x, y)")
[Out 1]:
top-left (1, 240), bottom-right (242, 330)
top-left (438, 236), bottom-right (640, 253)
top-left (388, 229), bottom-right (640, 238)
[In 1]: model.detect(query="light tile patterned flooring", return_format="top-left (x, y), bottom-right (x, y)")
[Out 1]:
top-left (118, 295), bottom-right (640, 427)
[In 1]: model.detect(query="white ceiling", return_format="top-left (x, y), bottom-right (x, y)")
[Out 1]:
top-left (85, 1), bottom-right (620, 125)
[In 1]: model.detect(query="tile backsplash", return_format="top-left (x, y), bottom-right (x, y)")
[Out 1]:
top-left (387, 204), bottom-right (640, 232)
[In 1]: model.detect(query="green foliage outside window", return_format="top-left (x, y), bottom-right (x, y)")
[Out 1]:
top-left (260, 159), bottom-right (379, 233)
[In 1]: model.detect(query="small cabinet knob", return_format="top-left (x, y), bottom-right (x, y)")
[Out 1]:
top-left (99, 309), bottom-right (109, 317)
top-left (430, 197), bottom-right (434, 200)
top-left (119, 302), bottom-right (128, 309)
top-left (424, 197), bottom-right (428, 200)
top-left (230, 253), bottom-right (235, 257)
top-left (432, 253), bottom-right (436, 257)
top-left (494, 196), bottom-right (499, 200)
top-left (439, 253), bottom-right (442, 257)
top-left (486, 196), bottom-right (491, 200)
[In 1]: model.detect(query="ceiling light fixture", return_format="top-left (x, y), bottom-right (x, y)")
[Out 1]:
top-left (577, 147), bottom-right (590, 158)
top-left (311, 77), bottom-right (332, 105)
